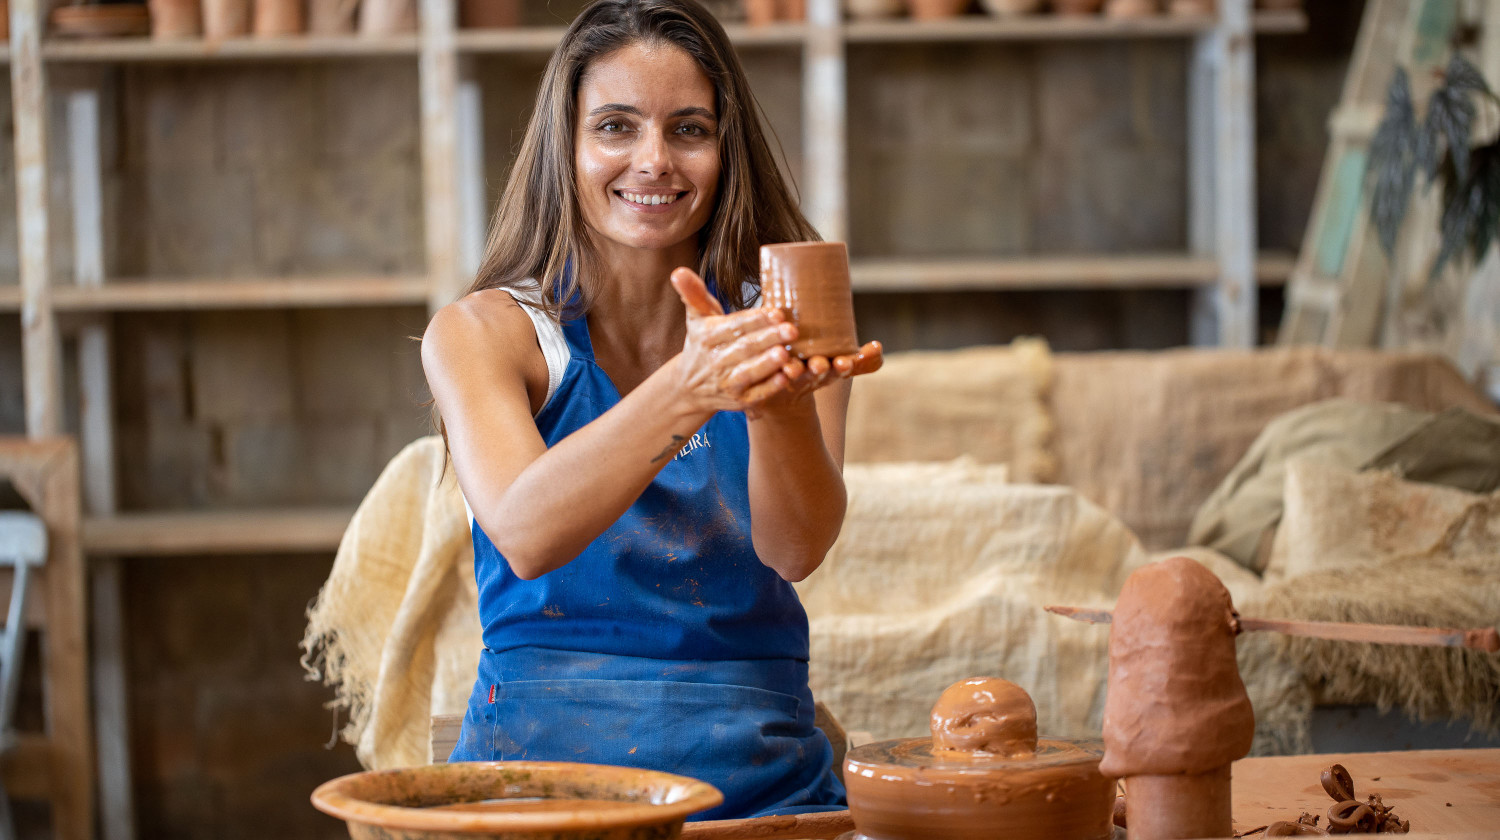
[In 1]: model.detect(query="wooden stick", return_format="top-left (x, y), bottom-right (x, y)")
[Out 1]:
top-left (680, 809), bottom-right (854, 839)
top-left (1044, 605), bottom-right (1500, 653)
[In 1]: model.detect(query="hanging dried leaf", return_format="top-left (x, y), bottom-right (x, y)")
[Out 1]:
top-left (1432, 154), bottom-right (1488, 280)
top-left (1368, 68), bottom-right (1419, 258)
top-left (1443, 54), bottom-right (1491, 97)
top-left (1468, 141), bottom-right (1500, 264)
top-left (1423, 78), bottom-right (1476, 183)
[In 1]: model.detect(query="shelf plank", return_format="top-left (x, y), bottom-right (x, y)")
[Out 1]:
top-left (83, 507), bottom-right (356, 555)
top-left (850, 252), bottom-right (1296, 291)
top-left (455, 21), bottom-right (807, 53)
top-left (49, 275), bottom-right (429, 311)
top-left (844, 10), bottom-right (1305, 43)
top-left (42, 34), bottom-right (419, 62)
top-left (0, 285), bottom-right (22, 311)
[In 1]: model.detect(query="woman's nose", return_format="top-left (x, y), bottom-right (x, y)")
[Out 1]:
top-left (635, 129), bottom-right (671, 177)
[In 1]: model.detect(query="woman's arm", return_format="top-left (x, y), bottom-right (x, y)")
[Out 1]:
top-left (744, 380), bottom-right (853, 581)
top-left (424, 286), bottom-right (797, 580)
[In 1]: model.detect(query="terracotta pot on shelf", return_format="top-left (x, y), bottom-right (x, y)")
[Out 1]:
top-left (459, 0), bottom-right (519, 27)
top-left (253, 0), bottom-right (303, 34)
top-left (1167, 0), bottom-right (1212, 14)
top-left (780, 0), bottom-right (804, 22)
top-left (743, 0), bottom-right (775, 25)
top-left (357, 0), bottom-right (415, 33)
top-left (148, 0), bottom-right (201, 38)
top-left (906, 0), bottom-right (969, 20)
top-left (308, 0), bottom-right (359, 33)
top-left (50, 3), bottom-right (151, 37)
top-left (1051, 0), bottom-right (1102, 14)
top-left (203, 0), bottom-right (253, 38)
top-left (982, 0), bottom-right (1041, 15)
top-left (1104, 0), bottom-right (1156, 17)
top-left (846, 0), bottom-right (901, 19)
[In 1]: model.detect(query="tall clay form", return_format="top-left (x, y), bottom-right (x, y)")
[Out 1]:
top-left (254, 0), bottom-right (304, 34)
top-left (760, 242), bottom-right (858, 360)
top-left (149, 0), bottom-right (201, 38)
top-left (203, 0), bottom-right (253, 38)
top-left (1099, 556), bottom-right (1255, 840)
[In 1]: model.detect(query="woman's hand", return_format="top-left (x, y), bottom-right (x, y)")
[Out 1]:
top-left (761, 340), bottom-right (885, 410)
top-left (670, 267), bottom-right (800, 412)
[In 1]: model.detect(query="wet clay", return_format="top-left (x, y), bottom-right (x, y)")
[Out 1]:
top-left (844, 678), bottom-right (1113, 840)
top-left (425, 798), bottom-right (643, 814)
top-left (1100, 556), bottom-right (1254, 840)
top-left (759, 242), bottom-right (858, 360)
top-left (930, 676), bottom-right (1038, 759)
top-left (1122, 768), bottom-right (1232, 840)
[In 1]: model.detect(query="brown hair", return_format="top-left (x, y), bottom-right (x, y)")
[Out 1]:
top-left (465, 0), bottom-right (819, 315)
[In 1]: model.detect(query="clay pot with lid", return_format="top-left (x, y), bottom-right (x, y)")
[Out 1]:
top-left (840, 678), bottom-right (1116, 840)
top-left (312, 760), bottom-right (723, 839)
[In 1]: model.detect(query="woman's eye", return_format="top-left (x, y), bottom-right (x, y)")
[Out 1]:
top-left (676, 123), bottom-right (711, 137)
top-left (598, 119), bottom-right (629, 133)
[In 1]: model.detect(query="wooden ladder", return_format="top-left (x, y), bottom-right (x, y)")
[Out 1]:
top-left (1279, 0), bottom-right (1463, 347)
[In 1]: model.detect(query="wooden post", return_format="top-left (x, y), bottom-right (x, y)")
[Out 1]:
top-left (802, 0), bottom-right (846, 242)
top-left (67, 74), bottom-right (139, 840)
top-left (419, 0), bottom-right (464, 314)
top-left (1189, 0), bottom-right (1256, 347)
top-left (11, 0), bottom-right (62, 435)
top-left (0, 440), bottom-right (94, 840)
top-left (456, 57), bottom-right (487, 281)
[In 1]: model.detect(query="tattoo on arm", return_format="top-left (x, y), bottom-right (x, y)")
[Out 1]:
top-left (650, 435), bottom-right (688, 464)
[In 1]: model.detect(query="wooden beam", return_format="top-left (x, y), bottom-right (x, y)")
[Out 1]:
top-left (0, 439), bottom-right (93, 840)
top-left (42, 34), bottom-right (420, 62)
top-left (12, 0), bottom-right (61, 437)
top-left (50, 275), bottom-right (429, 311)
top-left (0, 733), bottom-right (53, 800)
top-left (849, 252), bottom-right (1296, 292)
top-left (419, 0), bottom-right (463, 313)
top-left (802, 0), bottom-right (845, 241)
top-left (82, 507), bottom-right (355, 555)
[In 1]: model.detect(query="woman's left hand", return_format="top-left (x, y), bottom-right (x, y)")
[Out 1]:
top-left (758, 340), bottom-right (884, 411)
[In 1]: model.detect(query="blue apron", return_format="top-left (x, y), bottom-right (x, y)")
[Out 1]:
top-left (449, 301), bottom-right (846, 822)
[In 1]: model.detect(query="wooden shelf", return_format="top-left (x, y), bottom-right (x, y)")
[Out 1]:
top-left (42, 34), bottom-right (419, 62)
top-left (49, 275), bottom-right (429, 311)
top-left (843, 9), bottom-right (1305, 43)
top-left (456, 21), bottom-right (807, 53)
top-left (0, 286), bottom-right (22, 311)
top-left (850, 251), bottom-right (1296, 292)
top-left (83, 507), bottom-right (355, 555)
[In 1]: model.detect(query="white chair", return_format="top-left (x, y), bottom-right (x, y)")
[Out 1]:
top-left (0, 511), bottom-right (47, 840)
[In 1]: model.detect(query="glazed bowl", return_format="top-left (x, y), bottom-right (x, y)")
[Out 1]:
top-left (312, 761), bottom-right (724, 840)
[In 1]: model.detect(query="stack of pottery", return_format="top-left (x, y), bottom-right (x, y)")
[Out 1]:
top-left (198, 0), bottom-right (313, 38)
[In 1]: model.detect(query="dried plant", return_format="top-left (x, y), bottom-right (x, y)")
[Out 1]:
top-left (1367, 55), bottom-right (1500, 280)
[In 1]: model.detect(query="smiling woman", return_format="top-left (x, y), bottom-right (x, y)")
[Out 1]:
top-left (419, 0), bottom-right (881, 824)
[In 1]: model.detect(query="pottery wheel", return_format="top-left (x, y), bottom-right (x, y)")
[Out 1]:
top-left (842, 678), bottom-right (1116, 840)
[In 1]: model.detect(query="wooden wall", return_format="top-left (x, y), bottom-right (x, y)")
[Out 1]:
top-left (0, 4), bottom-right (1359, 838)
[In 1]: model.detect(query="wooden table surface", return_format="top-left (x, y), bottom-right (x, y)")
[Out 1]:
top-left (1230, 748), bottom-right (1500, 837)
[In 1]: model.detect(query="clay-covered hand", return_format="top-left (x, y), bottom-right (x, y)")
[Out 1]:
top-left (670, 267), bottom-right (798, 411)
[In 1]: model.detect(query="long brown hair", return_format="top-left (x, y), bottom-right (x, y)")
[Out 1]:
top-left (465, 0), bottom-right (819, 315)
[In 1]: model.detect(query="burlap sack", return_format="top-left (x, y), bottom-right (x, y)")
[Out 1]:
top-left (1259, 459), bottom-right (1500, 732)
top-left (301, 436), bottom-right (477, 770)
top-left (844, 339), bottom-right (1055, 482)
top-left (1051, 346), bottom-right (1496, 551)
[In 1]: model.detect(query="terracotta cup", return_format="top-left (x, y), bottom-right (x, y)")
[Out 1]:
top-left (203, 0), bottom-right (252, 38)
top-left (148, 0), bottom-right (201, 38)
top-left (253, 0), bottom-right (303, 34)
top-left (760, 242), bottom-right (858, 360)
top-left (308, 0), bottom-right (359, 33)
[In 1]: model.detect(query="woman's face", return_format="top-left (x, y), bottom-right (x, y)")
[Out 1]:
top-left (574, 41), bottom-right (721, 259)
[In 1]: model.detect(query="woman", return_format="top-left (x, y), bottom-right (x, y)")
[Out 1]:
top-left (422, 0), bottom-right (881, 820)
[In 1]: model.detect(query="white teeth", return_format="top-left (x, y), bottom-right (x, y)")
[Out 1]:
top-left (622, 192), bottom-right (678, 206)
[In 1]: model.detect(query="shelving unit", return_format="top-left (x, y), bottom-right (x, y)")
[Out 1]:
top-left (5, 1), bottom-right (1305, 837)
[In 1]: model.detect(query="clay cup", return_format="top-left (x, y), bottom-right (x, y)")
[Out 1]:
top-left (759, 242), bottom-right (858, 360)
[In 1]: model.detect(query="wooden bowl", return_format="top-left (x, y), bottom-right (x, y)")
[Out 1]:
top-left (312, 761), bottom-right (724, 840)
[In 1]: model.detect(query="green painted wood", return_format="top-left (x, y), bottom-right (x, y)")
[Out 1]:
top-left (1315, 149), bottom-right (1368, 280)
top-left (1411, 0), bottom-right (1459, 69)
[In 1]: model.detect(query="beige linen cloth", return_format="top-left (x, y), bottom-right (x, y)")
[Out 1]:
top-left (302, 442), bottom-right (1310, 769)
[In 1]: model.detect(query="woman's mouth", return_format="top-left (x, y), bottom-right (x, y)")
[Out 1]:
top-left (616, 189), bottom-right (686, 207)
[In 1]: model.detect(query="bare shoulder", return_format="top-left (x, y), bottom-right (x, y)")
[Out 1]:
top-left (423, 289), bottom-right (536, 371)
